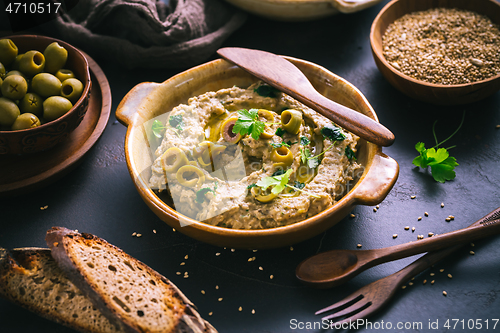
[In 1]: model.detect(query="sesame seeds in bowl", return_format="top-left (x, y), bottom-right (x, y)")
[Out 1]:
top-left (370, 0), bottom-right (500, 105)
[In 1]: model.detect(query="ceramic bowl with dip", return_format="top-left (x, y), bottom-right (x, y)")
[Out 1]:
top-left (0, 35), bottom-right (91, 154)
top-left (116, 56), bottom-right (399, 249)
top-left (370, 0), bottom-right (500, 105)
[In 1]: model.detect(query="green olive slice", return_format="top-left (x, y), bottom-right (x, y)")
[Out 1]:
top-left (258, 109), bottom-right (275, 139)
top-left (221, 116), bottom-right (242, 143)
top-left (176, 165), bottom-right (205, 187)
top-left (160, 147), bottom-right (189, 173)
top-left (251, 186), bottom-right (278, 203)
top-left (281, 109), bottom-right (303, 135)
top-left (270, 146), bottom-right (294, 166)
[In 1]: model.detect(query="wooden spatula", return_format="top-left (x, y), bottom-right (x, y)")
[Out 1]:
top-left (217, 47), bottom-right (395, 147)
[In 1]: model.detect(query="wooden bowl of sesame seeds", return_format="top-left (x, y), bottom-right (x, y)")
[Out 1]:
top-left (370, 0), bottom-right (500, 105)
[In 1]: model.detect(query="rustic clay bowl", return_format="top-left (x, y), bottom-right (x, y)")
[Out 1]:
top-left (223, 0), bottom-right (382, 21)
top-left (370, 0), bottom-right (500, 105)
top-left (116, 57), bottom-right (399, 249)
top-left (0, 35), bottom-right (91, 154)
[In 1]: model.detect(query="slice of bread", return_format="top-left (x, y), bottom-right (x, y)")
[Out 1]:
top-left (0, 247), bottom-right (123, 333)
top-left (46, 227), bottom-right (217, 333)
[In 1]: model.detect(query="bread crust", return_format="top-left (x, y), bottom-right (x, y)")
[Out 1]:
top-left (46, 227), bottom-right (217, 333)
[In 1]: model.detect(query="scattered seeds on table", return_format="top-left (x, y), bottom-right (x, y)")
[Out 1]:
top-left (373, 207), bottom-right (377, 212)
top-left (136, 233), bottom-right (142, 238)
top-left (180, 262), bottom-right (185, 266)
top-left (471, 243), bottom-right (475, 247)
top-left (443, 291), bottom-right (448, 296)
top-left (405, 226), bottom-right (410, 230)
top-left (411, 195), bottom-right (416, 199)
top-left (408, 282), bottom-right (414, 286)
top-left (357, 243), bottom-right (362, 248)
top-left (231, 248), bottom-right (235, 252)
top-left (441, 203), bottom-right (445, 208)
top-left (431, 280), bottom-right (435, 285)
top-left (423, 279), bottom-right (427, 285)
top-left (201, 290), bottom-right (205, 294)
top-left (446, 217), bottom-right (451, 222)
top-left (418, 216), bottom-right (422, 221)
top-left (412, 227), bottom-right (416, 232)
top-left (440, 269), bottom-right (445, 273)
top-left (131, 232), bottom-right (137, 237)
top-left (215, 252), bottom-right (221, 256)
top-left (218, 298), bottom-right (223, 302)
top-left (215, 285), bottom-right (219, 290)
top-left (209, 312), bottom-right (213, 316)
top-left (270, 275), bottom-right (274, 280)
top-left (176, 272), bottom-right (181, 275)
top-left (185, 255), bottom-right (189, 260)
top-left (238, 307), bottom-right (242, 312)
top-left (402, 285), bottom-right (407, 289)
top-left (350, 213), bottom-right (356, 218)
top-left (152, 229), bottom-right (156, 234)
top-left (448, 274), bottom-right (453, 279)
top-left (428, 232), bottom-right (434, 237)
top-left (393, 234), bottom-right (398, 239)
top-left (252, 309), bottom-right (256, 314)
top-left (259, 266), bottom-right (263, 271)
top-left (430, 273), bottom-right (435, 276)
top-left (290, 246), bottom-right (294, 251)
top-left (470, 250), bottom-right (475, 255)
top-left (172, 228), bottom-right (176, 232)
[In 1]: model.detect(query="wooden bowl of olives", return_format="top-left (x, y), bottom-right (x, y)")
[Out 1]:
top-left (0, 35), bottom-right (91, 154)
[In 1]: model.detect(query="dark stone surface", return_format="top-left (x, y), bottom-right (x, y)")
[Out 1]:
top-left (1, 1), bottom-right (500, 332)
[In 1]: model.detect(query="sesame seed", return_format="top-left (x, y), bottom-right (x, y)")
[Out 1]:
top-left (411, 195), bottom-right (416, 199)
top-left (153, 229), bottom-right (157, 234)
top-left (449, 215), bottom-right (455, 220)
top-left (252, 309), bottom-right (255, 314)
top-left (136, 233), bottom-right (142, 238)
top-left (431, 280), bottom-right (435, 284)
top-left (373, 208), bottom-right (377, 212)
top-left (430, 273), bottom-right (435, 276)
top-left (424, 212), bottom-right (429, 217)
top-left (132, 232), bottom-right (137, 237)
top-left (253, 249), bottom-right (258, 252)
top-left (173, 228), bottom-right (176, 232)
top-left (423, 279), bottom-right (427, 284)
top-left (408, 282), bottom-right (414, 286)
top-left (350, 213), bottom-right (356, 218)
top-left (405, 226), bottom-right (410, 230)
top-left (238, 306), bottom-right (242, 311)
top-left (357, 244), bottom-right (362, 248)
top-left (496, 124), bottom-right (500, 129)
top-left (231, 248), bottom-right (235, 252)
top-left (446, 217), bottom-right (451, 222)
top-left (418, 216), bottom-right (422, 221)
top-left (428, 232), bottom-right (434, 237)
top-left (412, 227), bottom-right (416, 232)
top-left (176, 272), bottom-right (181, 275)
top-left (441, 203), bottom-right (444, 208)
top-left (218, 298), bottom-right (223, 301)
top-left (259, 266), bottom-right (263, 271)
top-left (215, 252), bottom-right (221, 256)
top-left (376, 205), bottom-right (380, 209)
top-left (290, 246), bottom-right (294, 251)
top-left (440, 269), bottom-right (445, 273)
top-left (185, 255), bottom-right (189, 260)
top-left (448, 274), bottom-right (453, 279)
top-left (201, 290), bottom-right (205, 294)
top-left (270, 275), bottom-right (274, 279)
top-left (215, 285), bottom-right (219, 289)
top-left (393, 234), bottom-right (398, 239)
top-left (443, 291), bottom-right (447, 296)
top-left (402, 285), bottom-right (407, 289)
top-left (209, 312), bottom-right (213, 316)
top-left (180, 262), bottom-right (185, 266)
top-left (470, 250), bottom-right (475, 255)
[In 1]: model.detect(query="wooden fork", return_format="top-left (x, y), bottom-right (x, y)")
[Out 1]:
top-left (316, 207), bottom-right (500, 325)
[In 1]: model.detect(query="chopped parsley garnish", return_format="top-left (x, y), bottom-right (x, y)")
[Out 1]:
top-left (275, 128), bottom-right (285, 137)
top-left (270, 141), bottom-right (290, 149)
top-left (254, 84), bottom-right (281, 98)
top-left (293, 181), bottom-right (305, 190)
top-left (169, 114), bottom-right (184, 131)
top-left (345, 146), bottom-right (356, 160)
top-left (247, 183), bottom-right (257, 190)
top-left (195, 182), bottom-right (218, 203)
top-left (151, 119), bottom-right (166, 138)
top-left (232, 109), bottom-right (279, 140)
top-left (412, 112), bottom-right (464, 183)
top-left (256, 169), bottom-right (320, 198)
top-left (300, 136), bottom-right (310, 146)
top-left (321, 124), bottom-right (346, 142)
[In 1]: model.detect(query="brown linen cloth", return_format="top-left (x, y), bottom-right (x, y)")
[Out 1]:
top-left (40, 0), bottom-right (246, 68)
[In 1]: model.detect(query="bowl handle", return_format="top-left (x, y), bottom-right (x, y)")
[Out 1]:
top-left (353, 149), bottom-right (399, 206)
top-left (330, 0), bottom-right (382, 13)
top-left (116, 82), bottom-right (160, 126)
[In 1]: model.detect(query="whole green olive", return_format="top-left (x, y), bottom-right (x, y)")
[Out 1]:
top-left (11, 53), bottom-right (23, 70)
top-left (19, 50), bottom-right (45, 77)
top-left (32, 73), bottom-right (62, 98)
top-left (61, 78), bottom-right (83, 103)
top-left (19, 92), bottom-right (43, 117)
top-left (43, 96), bottom-right (72, 121)
top-left (11, 112), bottom-right (41, 130)
top-left (5, 70), bottom-right (27, 79)
top-left (0, 97), bottom-right (21, 126)
top-left (55, 69), bottom-right (75, 82)
top-left (1, 75), bottom-right (28, 100)
top-left (0, 39), bottom-right (18, 66)
top-left (0, 62), bottom-right (5, 79)
top-left (43, 42), bottom-right (68, 74)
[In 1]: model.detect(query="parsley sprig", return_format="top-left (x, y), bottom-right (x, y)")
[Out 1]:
top-left (299, 124), bottom-right (346, 169)
top-left (195, 182), bottom-right (218, 203)
top-left (232, 109), bottom-right (279, 140)
top-left (256, 169), bottom-right (320, 198)
top-left (412, 112), bottom-right (464, 183)
top-left (151, 114), bottom-right (184, 138)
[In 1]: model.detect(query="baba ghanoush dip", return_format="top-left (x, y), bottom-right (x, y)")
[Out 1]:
top-left (149, 82), bottom-right (361, 229)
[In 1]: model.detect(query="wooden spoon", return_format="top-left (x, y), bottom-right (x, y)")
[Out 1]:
top-left (217, 47), bottom-right (395, 147)
top-left (296, 211), bottom-right (500, 288)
